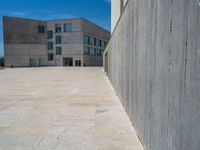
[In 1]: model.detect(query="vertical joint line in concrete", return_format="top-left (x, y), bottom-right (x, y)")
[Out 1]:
top-left (184, 0), bottom-right (189, 98)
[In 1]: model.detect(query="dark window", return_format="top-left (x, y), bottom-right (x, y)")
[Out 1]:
top-left (56, 47), bottom-right (62, 55)
top-left (56, 36), bottom-right (62, 44)
top-left (64, 23), bottom-right (72, 32)
top-left (97, 49), bottom-right (102, 56)
top-left (38, 25), bottom-right (45, 33)
top-left (84, 47), bottom-right (90, 55)
top-left (47, 42), bottom-right (53, 50)
top-left (75, 60), bottom-right (81, 66)
top-left (47, 31), bottom-right (53, 39)
top-left (94, 38), bottom-right (97, 46)
top-left (88, 36), bottom-right (90, 45)
top-left (94, 48), bottom-right (97, 56)
top-left (48, 53), bottom-right (54, 61)
top-left (99, 40), bottom-right (102, 47)
top-left (55, 24), bottom-right (62, 33)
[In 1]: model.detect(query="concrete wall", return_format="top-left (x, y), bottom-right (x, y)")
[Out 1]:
top-left (111, 0), bottom-right (128, 33)
top-left (3, 16), bottom-right (46, 67)
top-left (111, 0), bottom-right (121, 33)
top-left (105, 0), bottom-right (200, 150)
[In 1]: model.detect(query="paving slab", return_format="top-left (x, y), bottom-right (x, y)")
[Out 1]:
top-left (0, 67), bottom-right (144, 150)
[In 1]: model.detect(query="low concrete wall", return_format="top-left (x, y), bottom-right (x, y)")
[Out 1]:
top-left (105, 0), bottom-right (200, 150)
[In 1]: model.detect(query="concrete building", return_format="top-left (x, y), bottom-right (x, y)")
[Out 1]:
top-left (3, 16), bottom-right (110, 67)
top-left (105, 0), bottom-right (200, 150)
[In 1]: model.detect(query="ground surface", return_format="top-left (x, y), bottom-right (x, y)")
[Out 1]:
top-left (0, 67), bottom-right (143, 150)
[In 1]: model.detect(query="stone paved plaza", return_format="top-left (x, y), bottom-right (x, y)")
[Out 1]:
top-left (0, 67), bottom-right (143, 150)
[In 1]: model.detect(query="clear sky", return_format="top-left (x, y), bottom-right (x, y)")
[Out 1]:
top-left (0, 0), bottom-right (111, 57)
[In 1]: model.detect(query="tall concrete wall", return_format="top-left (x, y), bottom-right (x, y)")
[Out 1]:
top-left (105, 0), bottom-right (200, 150)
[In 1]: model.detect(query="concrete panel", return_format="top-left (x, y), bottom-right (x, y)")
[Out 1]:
top-left (105, 0), bottom-right (200, 150)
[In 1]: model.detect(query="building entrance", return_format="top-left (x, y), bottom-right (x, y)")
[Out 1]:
top-left (30, 58), bottom-right (37, 67)
top-left (75, 60), bottom-right (81, 66)
top-left (63, 57), bottom-right (73, 66)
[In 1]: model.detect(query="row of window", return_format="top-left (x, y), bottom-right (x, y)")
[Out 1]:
top-left (48, 34), bottom-right (106, 47)
top-left (55, 23), bottom-right (72, 33)
top-left (84, 47), bottom-right (103, 56)
top-left (41, 23), bottom-right (72, 38)
top-left (84, 35), bottom-right (107, 48)
top-left (48, 36), bottom-right (105, 47)
top-left (48, 46), bottom-right (102, 61)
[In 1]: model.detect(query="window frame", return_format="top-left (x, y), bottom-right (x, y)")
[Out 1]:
top-left (38, 25), bottom-right (45, 33)
top-left (47, 41), bottom-right (53, 50)
top-left (47, 31), bottom-right (53, 39)
top-left (55, 24), bottom-right (62, 33)
top-left (64, 23), bottom-right (72, 32)
top-left (56, 47), bottom-right (62, 55)
top-left (48, 53), bottom-right (54, 61)
top-left (55, 35), bottom-right (62, 44)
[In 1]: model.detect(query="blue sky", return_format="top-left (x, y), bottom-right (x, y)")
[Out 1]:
top-left (0, 0), bottom-right (111, 57)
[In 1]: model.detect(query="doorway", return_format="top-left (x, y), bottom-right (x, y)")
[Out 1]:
top-left (39, 58), bottom-right (45, 66)
top-left (30, 58), bottom-right (37, 67)
top-left (75, 60), bottom-right (81, 67)
top-left (63, 57), bottom-right (73, 66)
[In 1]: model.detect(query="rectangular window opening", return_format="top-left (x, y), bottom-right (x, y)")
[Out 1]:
top-left (64, 23), bottom-right (72, 32)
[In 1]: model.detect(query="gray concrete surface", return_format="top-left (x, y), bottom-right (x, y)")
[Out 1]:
top-left (105, 0), bottom-right (200, 150)
top-left (0, 67), bottom-right (143, 150)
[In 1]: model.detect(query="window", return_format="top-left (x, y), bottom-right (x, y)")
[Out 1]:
top-left (56, 35), bottom-right (62, 44)
top-left (84, 35), bottom-right (89, 44)
top-left (96, 39), bottom-right (100, 47)
top-left (90, 37), bottom-right (94, 45)
top-left (84, 35), bottom-right (92, 44)
top-left (47, 31), bottom-right (53, 39)
top-left (87, 36), bottom-right (90, 45)
top-left (84, 47), bottom-right (90, 55)
top-left (94, 38), bottom-right (97, 46)
top-left (56, 47), bottom-right (62, 55)
top-left (55, 24), bottom-right (62, 33)
top-left (99, 40), bottom-right (102, 47)
top-left (64, 23), bottom-right (72, 32)
top-left (38, 25), bottom-right (45, 33)
top-left (47, 42), bottom-right (53, 50)
top-left (94, 48), bottom-right (97, 56)
top-left (48, 53), bottom-right (54, 61)
top-left (90, 48), bottom-right (94, 56)
top-left (97, 49), bottom-right (102, 56)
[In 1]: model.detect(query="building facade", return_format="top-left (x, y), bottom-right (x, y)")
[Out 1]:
top-left (3, 16), bottom-right (110, 67)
